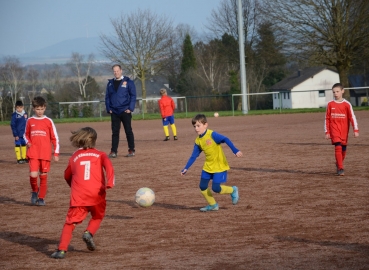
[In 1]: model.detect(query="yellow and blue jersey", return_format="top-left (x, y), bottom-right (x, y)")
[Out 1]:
top-left (184, 129), bottom-right (239, 173)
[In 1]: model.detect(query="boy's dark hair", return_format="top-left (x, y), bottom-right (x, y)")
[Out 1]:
top-left (15, 100), bottom-right (23, 107)
top-left (70, 127), bottom-right (97, 149)
top-left (332, 83), bottom-right (344, 89)
top-left (112, 64), bottom-right (122, 70)
top-left (192, 114), bottom-right (207, 125)
top-left (32, 96), bottom-right (46, 108)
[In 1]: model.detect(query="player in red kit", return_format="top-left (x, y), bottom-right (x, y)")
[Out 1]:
top-left (158, 88), bottom-right (178, 141)
top-left (51, 127), bottom-right (115, 259)
top-left (324, 83), bottom-right (359, 176)
top-left (24, 96), bottom-right (59, 206)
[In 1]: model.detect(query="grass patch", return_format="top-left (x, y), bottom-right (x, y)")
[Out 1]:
top-left (1, 106), bottom-right (368, 126)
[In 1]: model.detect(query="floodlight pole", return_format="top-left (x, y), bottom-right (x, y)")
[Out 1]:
top-left (238, 0), bottom-right (248, 114)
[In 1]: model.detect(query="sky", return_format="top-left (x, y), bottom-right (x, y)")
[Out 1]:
top-left (0, 0), bottom-right (222, 56)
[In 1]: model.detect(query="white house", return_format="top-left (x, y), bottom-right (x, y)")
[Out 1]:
top-left (133, 75), bottom-right (184, 114)
top-left (270, 67), bottom-right (339, 109)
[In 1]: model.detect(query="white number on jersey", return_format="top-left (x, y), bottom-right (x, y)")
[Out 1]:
top-left (80, 161), bottom-right (91, 180)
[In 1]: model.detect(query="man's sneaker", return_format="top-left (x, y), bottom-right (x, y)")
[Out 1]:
top-left (163, 136), bottom-right (170, 141)
top-left (125, 150), bottom-right (135, 157)
top-left (200, 203), bottom-right (219, 212)
top-left (174, 136), bottom-right (178, 140)
top-left (17, 160), bottom-right (25, 164)
top-left (231, 186), bottom-right (239, 205)
top-left (337, 169), bottom-right (345, 176)
top-left (31, 192), bottom-right (38, 205)
top-left (51, 250), bottom-right (66, 259)
top-left (82, 231), bottom-right (96, 251)
top-left (108, 152), bottom-right (117, 158)
top-left (23, 159), bottom-right (29, 163)
top-left (36, 198), bottom-right (46, 206)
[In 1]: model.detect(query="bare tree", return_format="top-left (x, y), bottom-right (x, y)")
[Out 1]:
top-left (206, 0), bottom-right (261, 46)
top-left (0, 56), bottom-right (24, 108)
top-left (263, 0), bottom-right (369, 99)
top-left (194, 40), bottom-right (225, 93)
top-left (100, 9), bottom-right (175, 111)
top-left (41, 63), bottom-right (62, 92)
top-left (26, 67), bottom-right (39, 93)
top-left (67, 52), bottom-right (94, 99)
top-left (205, 0), bottom-right (264, 103)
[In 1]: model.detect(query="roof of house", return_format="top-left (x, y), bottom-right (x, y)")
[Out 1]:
top-left (270, 67), bottom-right (337, 91)
top-left (134, 76), bottom-right (180, 98)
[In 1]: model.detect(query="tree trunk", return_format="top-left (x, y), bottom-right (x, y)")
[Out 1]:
top-left (337, 67), bottom-right (350, 101)
top-left (141, 73), bottom-right (147, 113)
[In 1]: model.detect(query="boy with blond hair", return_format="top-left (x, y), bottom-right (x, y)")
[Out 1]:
top-left (158, 88), bottom-right (178, 141)
top-left (51, 127), bottom-right (115, 259)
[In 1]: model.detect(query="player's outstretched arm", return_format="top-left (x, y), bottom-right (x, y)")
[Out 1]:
top-left (181, 144), bottom-right (201, 176)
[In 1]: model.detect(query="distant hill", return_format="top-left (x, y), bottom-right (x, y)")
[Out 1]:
top-left (17, 37), bottom-right (109, 65)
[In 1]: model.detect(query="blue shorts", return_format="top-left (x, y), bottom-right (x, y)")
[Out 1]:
top-left (201, 170), bottom-right (228, 183)
top-left (15, 137), bottom-right (26, 146)
top-left (162, 115), bottom-right (175, 126)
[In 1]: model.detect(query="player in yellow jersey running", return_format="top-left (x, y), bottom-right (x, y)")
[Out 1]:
top-left (181, 114), bottom-right (243, 212)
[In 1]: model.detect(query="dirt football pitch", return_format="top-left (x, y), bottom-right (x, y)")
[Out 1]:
top-left (1, 111), bottom-right (369, 270)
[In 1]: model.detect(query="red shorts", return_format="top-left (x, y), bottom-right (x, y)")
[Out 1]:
top-left (29, 159), bottom-right (50, 173)
top-left (65, 200), bottom-right (106, 225)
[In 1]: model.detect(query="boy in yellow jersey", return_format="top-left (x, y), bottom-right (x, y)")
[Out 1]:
top-left (181, 114), bottom-right (243, 212)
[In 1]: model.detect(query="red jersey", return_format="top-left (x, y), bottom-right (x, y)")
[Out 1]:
top-left (158, 95), bottom-right (175, 118)
top-left (64, 148), bottom-right (115, 207)
top-left (324, 99), bottom-right (359, 145)
top-left (24, 116), bottom-right (60, 160)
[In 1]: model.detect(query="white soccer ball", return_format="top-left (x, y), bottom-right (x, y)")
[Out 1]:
top-left (214, 112), bottom-right (219, 117)
top-left (135, 187), bottom-right (155, 207)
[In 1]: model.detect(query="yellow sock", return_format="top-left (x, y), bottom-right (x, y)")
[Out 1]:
top-left (163, 126), bottom-right (169, 136)
top-left (219, 185), bottom-right (233, 195)
top-left (171, 124), bottom-right (177, 136)
top-left (15, 146), bottom-right (21, 160)
top-left (21, 145), bottom-right (27, 159)
top-left (200, 189), bottom-right (216, 205)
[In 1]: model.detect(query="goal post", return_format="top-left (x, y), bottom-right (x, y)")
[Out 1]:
top-left (231, 92), bottom-right (281, 115)
top-left (139, 96), bottom-right (187, 119)
top-left (58, 100), bottom-right (103, 119)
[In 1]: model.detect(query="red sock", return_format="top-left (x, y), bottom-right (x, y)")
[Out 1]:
top-left (38, 174), bottom-right (48, 199)
top-left (342, 150), bottom-right (346, 162)
top-left (335, 145), bottom-right (343, 170)
top-left (30, 176), bottom-right (38, 192)
top-left (86, 218), bottom-right (103, 235)
top-left (58, 223), bottom-right (76, 251)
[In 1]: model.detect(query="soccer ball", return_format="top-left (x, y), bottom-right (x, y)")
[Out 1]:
top-left (214, 112), bottom-right (219, 117)
top-left (135, 187), bottom-right (155, 207)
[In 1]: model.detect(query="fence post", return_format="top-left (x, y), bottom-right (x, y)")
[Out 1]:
top-left (232, 95), bottom-right (235, 116)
